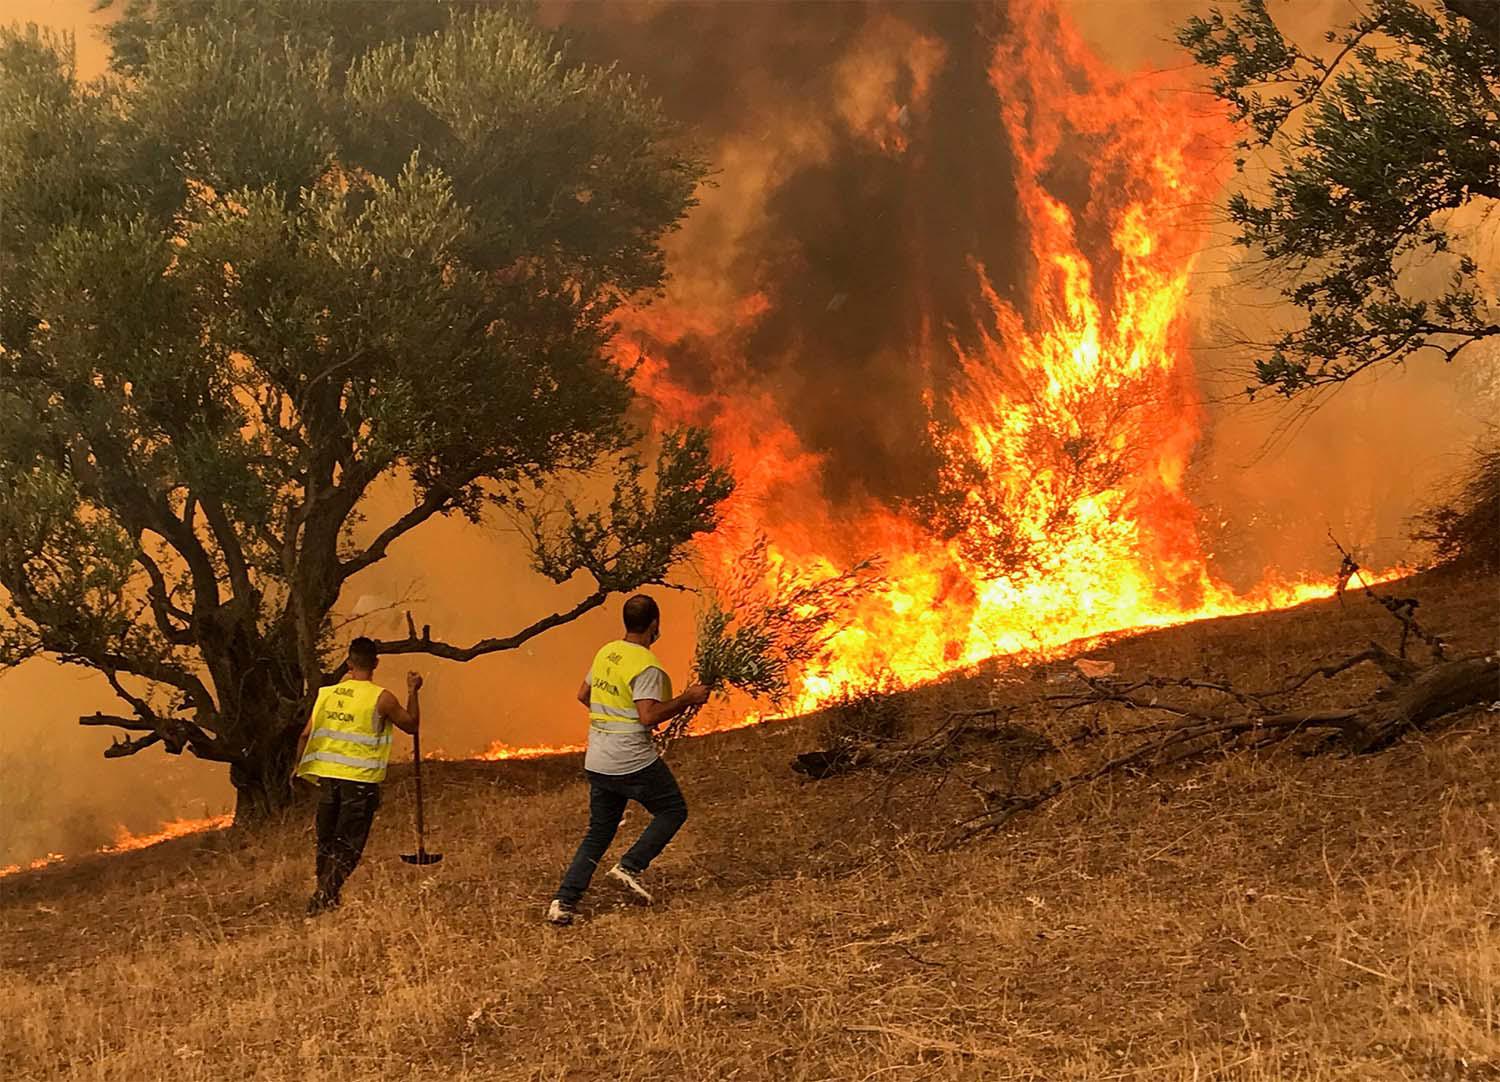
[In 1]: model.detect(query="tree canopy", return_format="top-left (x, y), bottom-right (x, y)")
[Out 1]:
top-left (1179, 0), bottom-right (1499, 396)
top-left (0, 2), bottom-right (730, 817)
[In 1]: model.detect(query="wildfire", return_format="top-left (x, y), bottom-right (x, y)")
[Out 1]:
top-left (0, 814), bottom-right (233, 879)
top-left (616, 0), bottom-right (1387, 713)
top-left (476, 740), bottom-right (584, 761)
top-left (472, 707), bottom-right (777, 761)
top-left (0, 852), bottom-right (67, 878)
top-left (0, 3), bottom-right (1410, 877)
top-left (105, 814), bottom-right (234, 852)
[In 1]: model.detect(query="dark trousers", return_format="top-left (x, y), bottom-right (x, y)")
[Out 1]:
top-left (556, 758), bottom-right (688, 906)
top-left (313, 778), bottom-right (381, 906)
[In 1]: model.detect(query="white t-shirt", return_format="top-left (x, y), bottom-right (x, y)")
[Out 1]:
top-left (584, 665), bottom-right (669, 775)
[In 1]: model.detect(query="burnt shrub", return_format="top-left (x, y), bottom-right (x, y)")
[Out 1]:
top-left (1413, 442), bottom-right (1500, 573)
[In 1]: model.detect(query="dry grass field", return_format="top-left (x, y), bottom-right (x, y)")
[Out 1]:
top-left (2, 572), bottom-right (1498, 1081)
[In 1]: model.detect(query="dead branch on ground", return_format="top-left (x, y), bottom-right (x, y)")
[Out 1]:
top-left (945, 651), bottom-right (1496, 845)
top-left (793, 564), bottom-right (1498, 849)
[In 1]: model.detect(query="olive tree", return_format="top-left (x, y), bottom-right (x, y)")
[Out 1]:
top-left (1179, 0), bottom-right (1498, 396)
top-left (0, 3), bottom-right (730, 820)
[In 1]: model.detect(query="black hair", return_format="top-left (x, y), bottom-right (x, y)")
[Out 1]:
top-left (622, 594), bottom-right (660, 634)
top-left (348, 636), bottom-right (379, 670)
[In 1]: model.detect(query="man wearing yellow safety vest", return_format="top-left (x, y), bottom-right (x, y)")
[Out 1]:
top-left (293, 636), bottom-right (422, 916)
top-left (547, 594), bottom-right (709, 925)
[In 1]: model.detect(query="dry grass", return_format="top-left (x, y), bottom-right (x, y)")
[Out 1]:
top-left (2, 573), bottom-right (1498, 1081)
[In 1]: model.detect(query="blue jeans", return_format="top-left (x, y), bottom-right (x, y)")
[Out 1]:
top-left (556, 758), bottom-right (688, 906)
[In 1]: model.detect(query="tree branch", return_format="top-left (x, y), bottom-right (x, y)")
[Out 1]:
top-left (368, 589), bottom-right (610, 664)
top-left (1251, 26), bottom-right (1384, 147)
top-left (0, 546), bottom-right (219, 718)
top-left (198, 493), bottom-right (254, 607)
top-left (1260, 323), bottom-right (1500, 395)
top-left (104, 731), bottom-right (164, 758)
top-left (61, 421), bottom-right (224, 617)
top-left (135, 549), bottom-right (195, 645)
top-left (101, 666), bottom-right (165, 728)
top-left (80, 712), bottom-right (157, 732)
top-left (1263, 642), bottom-right (1422, 696)
top-left (88, 649), bottom-right (218, 717)
top-left (146, 492), bottom-right (221, 616)
top-left (338, 486), bottom-right (458, 584)
top-left (79, 710), bottom-right (235, 761)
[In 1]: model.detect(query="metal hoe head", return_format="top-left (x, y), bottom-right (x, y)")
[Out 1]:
top-left (401, 848), bottom-right (443, 866)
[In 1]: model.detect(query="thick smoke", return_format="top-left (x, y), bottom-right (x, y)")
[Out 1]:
top-left (543, 1), bottom-right (1025, 508)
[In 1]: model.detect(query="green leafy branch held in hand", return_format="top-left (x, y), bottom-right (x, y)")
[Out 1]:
top-left (1178, 0), bottom-right (1498, 397)
top-left (658, 537), bottom-right (880, 747)
top-left (0, 1), bottom-right (729, 822)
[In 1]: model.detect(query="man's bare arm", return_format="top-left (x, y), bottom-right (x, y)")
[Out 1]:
top-left (379, 672), bottom-right (423, 735)
top-left (578, 679), bottom-right (591, 708)
top-left (290, 712), bottom-right (314, 780)
top-left (635, 683), bottom-right (710, 730)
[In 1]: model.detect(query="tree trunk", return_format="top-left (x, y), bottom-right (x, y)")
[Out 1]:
top-left (1354, 655), bottom-right (1500, 752)
top-left (229, 722), bottom-right (305, 825)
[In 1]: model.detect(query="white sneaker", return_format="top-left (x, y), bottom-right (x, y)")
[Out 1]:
top-left (546, 899), bottom-right (575, 926)
top-left (607, 863), bottom-right (653, 904)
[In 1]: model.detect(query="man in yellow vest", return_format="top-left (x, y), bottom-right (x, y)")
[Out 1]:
top-left (293, 636), bottom-right (422, 916)
top-left (547, 594), bottom-right (708, 925)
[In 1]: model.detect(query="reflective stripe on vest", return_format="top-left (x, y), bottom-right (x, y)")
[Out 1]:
top-left (587, 640), bottom-right (668, 735)
top-left (296, 680), bottom-right (392, 783)
top-left (301, 749), bottom-right (388, 772)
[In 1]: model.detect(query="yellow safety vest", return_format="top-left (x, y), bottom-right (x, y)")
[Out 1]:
top-left (296, 680), bottom-right (392, 784)
top-left (588, 640), bottom-right (669, 736)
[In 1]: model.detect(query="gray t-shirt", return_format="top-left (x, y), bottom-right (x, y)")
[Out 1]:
top-left (584, 665), bottom-right (669, 775)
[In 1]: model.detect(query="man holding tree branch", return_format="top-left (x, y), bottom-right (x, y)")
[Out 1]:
top-left (547, 594), bottom-right (709, 926)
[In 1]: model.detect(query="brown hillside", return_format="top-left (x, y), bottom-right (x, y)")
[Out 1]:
top-left (2, 572), bottom-right (1498, 1081)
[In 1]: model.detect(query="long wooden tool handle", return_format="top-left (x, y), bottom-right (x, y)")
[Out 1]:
top-left (411, 729), bottom-right (427, 848)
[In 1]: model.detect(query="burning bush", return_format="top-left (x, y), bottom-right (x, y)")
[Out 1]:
top-left (658, 537), bottom-right (879, 744)
top-left (1412, 443), bottom-right (1500, 573)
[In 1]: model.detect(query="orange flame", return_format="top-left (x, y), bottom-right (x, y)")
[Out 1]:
top-left (104, 814), bottom-right (234, 852)
top-left (475, 740), bottom-right (584, 761)
top-left (615, 0), bottom-right (1389, 713)
top-left (471, 708), bottom-right (774, 761)
top-left (0, 815), bottom-right (232, 879)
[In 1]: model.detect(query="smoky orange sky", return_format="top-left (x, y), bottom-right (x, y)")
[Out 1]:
top-left (0, 0), bottom-right (1492, 866)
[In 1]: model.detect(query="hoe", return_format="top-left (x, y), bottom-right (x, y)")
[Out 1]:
top-left (401, 729), bottom-right (443, 866)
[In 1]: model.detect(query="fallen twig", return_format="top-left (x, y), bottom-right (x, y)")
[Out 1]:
top-left (1330, 533), bottom-right (1445, 660)
top-left (943, 652), bottom-right (1496, 846)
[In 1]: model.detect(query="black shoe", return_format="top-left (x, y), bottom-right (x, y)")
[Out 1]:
top-left (546, 899), bottom-right (576, 926)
